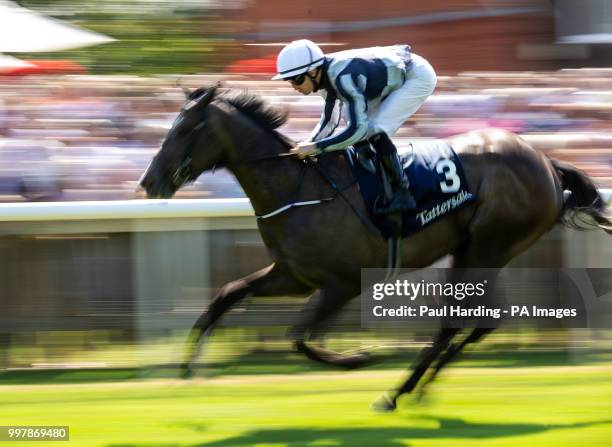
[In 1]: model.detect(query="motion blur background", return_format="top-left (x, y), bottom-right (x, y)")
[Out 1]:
top-left (0, 0), bottom-right (611, 429)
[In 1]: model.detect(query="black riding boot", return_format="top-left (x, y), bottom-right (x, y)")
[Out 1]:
top-left (370, 133), bottom-right (417, 213)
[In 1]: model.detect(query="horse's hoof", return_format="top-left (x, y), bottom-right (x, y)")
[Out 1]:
top-left (180, 363), bottom-right (194, 379)
top-left (371, 392), bottom-right (397, 413)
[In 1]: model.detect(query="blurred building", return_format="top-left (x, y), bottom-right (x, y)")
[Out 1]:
top-left (235, 0), bottom-right (612, 72)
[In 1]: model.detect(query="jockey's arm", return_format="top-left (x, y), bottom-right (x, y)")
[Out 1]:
top-left (313, 74), bottom-right (369, 152)
top-left (309, 91), bottom-right (342, 143)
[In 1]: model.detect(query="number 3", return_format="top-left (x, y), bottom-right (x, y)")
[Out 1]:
top-left (436, 159), bottom-right (460, 193)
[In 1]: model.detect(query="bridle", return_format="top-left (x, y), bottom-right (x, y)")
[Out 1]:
top-left (167, 114), bottom-right (207, 188)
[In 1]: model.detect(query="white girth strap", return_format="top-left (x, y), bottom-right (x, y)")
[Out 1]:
top-left (256, 198), bottom-right (333, 220)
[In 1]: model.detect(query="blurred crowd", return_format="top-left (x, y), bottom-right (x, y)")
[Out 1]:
top-left (0, 68), bottom-right (610, 202)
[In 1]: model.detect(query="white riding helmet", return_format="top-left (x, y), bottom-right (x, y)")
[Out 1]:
top-left (272, 39), bottom-right (325, 80)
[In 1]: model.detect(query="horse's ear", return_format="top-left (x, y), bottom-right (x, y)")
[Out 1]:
top-left (176, 77), bottom-right (191, 99)
top-left (184, 86), bottom-right (217, 111)
top-left (199, 86), bottom-right (217, 106)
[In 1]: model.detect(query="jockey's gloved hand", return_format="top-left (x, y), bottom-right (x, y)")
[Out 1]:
top-left (290, 141), bottom-right (321, 159)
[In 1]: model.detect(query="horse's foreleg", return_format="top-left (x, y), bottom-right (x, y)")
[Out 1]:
top-left (372, 327), bottom-right (460, 412)
top-left (181, 283), bottom-right (254, 378)
top-left (181, 263), bottom-right (312, 378)
top-left (290, 284), bottom-right (369, 369)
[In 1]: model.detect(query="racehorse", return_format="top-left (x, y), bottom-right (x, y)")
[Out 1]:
top-left (139, 86), bottom-right (612, 411)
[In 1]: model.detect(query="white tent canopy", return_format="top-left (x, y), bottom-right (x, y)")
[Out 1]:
top-left (0, 0), bottom-right (115, 53)
top-left (0, 53), bottom-right (34, 69)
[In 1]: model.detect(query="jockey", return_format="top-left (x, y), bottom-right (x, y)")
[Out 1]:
top-left (272, 39), bottom-right (437, 213)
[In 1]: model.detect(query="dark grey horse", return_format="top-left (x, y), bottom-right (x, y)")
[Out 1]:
top-left (139, 86), bottom-right (612, 411)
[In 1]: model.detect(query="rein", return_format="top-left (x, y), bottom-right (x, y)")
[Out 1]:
top-left (234, 152), bottom-right (296, 164)
top-left (310, 157), bottom-right (382, 236)
top-left (215, 114), bottom-right (380, 235)
top-left (245, 151), bottom-right (381, 237)
top-left (255, 159), bottom-right (337, 219)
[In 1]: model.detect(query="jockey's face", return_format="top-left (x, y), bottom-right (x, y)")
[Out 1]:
top-left (289, 69), bottom-right (319, 95)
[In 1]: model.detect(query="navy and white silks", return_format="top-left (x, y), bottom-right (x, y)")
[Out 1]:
top-left (310, 45), bottom-right (437, 152)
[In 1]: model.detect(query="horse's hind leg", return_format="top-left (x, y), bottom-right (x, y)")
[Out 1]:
top-left (413, 260), bottom-right (503, 400)
top-left (290, 283), bottom-right (370, 369)
top-left (373, 239), bottom-right (510, 411)
top-left (181, 263), bottom-right (313, 377)
top-left (416, 327), bottom-right (495, 400)
top-left (405, 197), bottom-right (551, 402)
top-left (371, 327), bottom-right (460, 412)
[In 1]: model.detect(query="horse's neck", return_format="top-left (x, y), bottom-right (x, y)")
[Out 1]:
top-left (226, 131), bottom-right (297, 213)
top-left (229, 130), bottom-right (341, 217)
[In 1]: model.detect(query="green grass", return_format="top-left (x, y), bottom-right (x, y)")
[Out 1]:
top-left (0, 366), bottom-right (610, 446)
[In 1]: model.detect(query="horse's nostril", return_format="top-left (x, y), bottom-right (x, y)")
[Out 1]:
top-left (139, 175), bottom-right (152, 189)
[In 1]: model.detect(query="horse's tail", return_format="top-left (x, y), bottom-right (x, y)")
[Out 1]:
top-left (551, 159), bottom-right (612, 234)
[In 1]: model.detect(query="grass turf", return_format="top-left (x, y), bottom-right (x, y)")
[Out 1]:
top-left (0, 366), bottom-right (610, 446)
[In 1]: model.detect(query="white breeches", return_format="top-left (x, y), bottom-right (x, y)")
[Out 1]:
top-left (367, 53), bottom-right (437, 138)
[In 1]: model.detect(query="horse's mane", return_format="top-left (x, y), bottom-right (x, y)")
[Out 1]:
top-left (188, 87), bottom-right (293, 148)
top-left (221, 91), bottom-right (288, 131)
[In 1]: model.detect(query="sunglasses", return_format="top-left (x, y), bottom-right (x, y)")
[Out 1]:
top-left (288, 73), bottom-right (307, 86)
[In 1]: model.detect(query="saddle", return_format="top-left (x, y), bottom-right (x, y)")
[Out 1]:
top-left (346, 138), bottom-right (476, 240)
